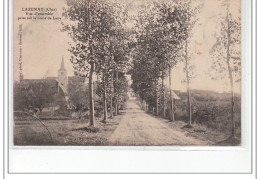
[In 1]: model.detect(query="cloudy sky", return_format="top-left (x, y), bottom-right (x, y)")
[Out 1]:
top-left (13, 0), bottom-right (241, 93)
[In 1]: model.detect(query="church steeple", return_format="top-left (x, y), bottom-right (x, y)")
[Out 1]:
top-left (58, 56), bottom-right (68, 94)
top-left (60, 56), bottom-right (65, 70)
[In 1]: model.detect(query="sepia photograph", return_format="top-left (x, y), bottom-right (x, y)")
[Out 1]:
top-left (13, 0), bottom-right (241, 146)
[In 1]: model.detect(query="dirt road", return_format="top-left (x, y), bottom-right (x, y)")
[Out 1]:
top-left (109, 97), bottom-right (211, 146)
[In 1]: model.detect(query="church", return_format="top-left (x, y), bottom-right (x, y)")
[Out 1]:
top-left (23, 57), bottom-right (86, 100)
top-left (15, 57), bottom-right (87, 114)
top-left (49, 57), bottom-right (85, 96)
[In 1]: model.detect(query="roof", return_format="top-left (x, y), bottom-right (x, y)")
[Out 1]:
top-left (46, 77), bottom-right (57, 81)
top-left (68, 76), bottom-right (86, 84)
top-left (23, 78), bottom-right (57, 83)
top-left (171, 90), bottom-right (181, 100)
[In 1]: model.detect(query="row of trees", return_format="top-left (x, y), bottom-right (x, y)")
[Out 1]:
top-left (62, 0), bottom-right (130, 126)
top-left (130, 0), bottom-right (241, 137)
top-left (61, 0), bottom-right (240, 137)
top-left (130, 1), bottom-right (199, 123)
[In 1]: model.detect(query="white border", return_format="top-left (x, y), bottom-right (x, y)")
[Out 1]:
top-left (4, 0), bottom-right (255, 175)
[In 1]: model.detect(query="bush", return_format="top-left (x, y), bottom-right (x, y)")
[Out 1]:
top-left (172, 95), bottom-right (241, 133)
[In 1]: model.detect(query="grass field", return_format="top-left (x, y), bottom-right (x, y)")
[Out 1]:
top-left (13, 113), bottom-right (240, 146)
top-left (14, 116), bottom-right (122, 146)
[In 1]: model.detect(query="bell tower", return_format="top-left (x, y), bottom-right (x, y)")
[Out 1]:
top-left (58, 56), bottom-right (68, 94)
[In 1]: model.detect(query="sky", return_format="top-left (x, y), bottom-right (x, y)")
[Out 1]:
top-left (13, 0), bottom-right (241, 93)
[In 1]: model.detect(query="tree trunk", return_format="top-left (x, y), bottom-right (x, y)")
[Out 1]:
top-left (114, 70), bottom-right (118, 116)
top-left (88, 0), bottom-right (95, 126)
top-left (110, 70), bottom-right (114, 118)
top-left (185, 40), bottom-right (192, 126)
top-left (229, 76), bottom-right (235, 136)
top-left (102, 74), bottom-right (108, 123)
top-left (155, 79), bottom-right (159, 116)
top-left (226, 11), bottom-right (235, 137)
top-left (117, 104), bottom-right (120, 115)
top-left (162, 76), bottom-right (165, 117)
top-left (169, 66), bottom-right (174, 121)
top-left (89, 62), bottom-right (95, 126)
top-left (110, 95), bottom-right (113, 118)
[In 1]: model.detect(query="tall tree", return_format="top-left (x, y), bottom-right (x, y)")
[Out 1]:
top-left (177, 1), bottom-right (201, 126)
top-left (63, 0), bottom-right (96, 126)
top-left (183, 40), bottom-right (196, 125)
top-left (132, 3), bottom-right (173, 115)
top-left (63, 0), bottom-right (119, 126)
top-left (111, 25), bottom-right (131, 116)
top-left (210, 1), bottom-right (241, 136)
top-left (96, 2), bottom-right (130, 121)
top-left (153, 2), bottom-right (189, 120)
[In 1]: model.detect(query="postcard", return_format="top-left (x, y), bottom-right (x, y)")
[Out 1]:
top-left (13, 0), bottom-right (241, 147)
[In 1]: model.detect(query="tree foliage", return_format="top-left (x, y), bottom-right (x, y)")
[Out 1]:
top-left (67, 77), bottom-right (88, 112)
top-left (14, 80), bottom-right (57, 114)
top-left (63, 0), bottom-right (130, 124)
top-left (131, 1), bottom-right (200, 113)
top-left (210, 2), bottom-right (241, 82)
top-left (209, 1), bottom-right (241, 136)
